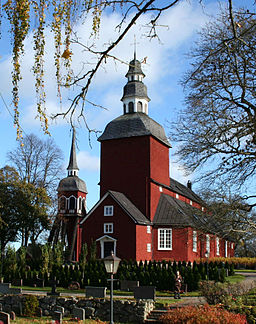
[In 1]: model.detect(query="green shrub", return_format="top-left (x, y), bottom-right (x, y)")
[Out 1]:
top-left (24, 295), bottom-right (39, 317)
top-left (160, 304), bottom-right (247, 324)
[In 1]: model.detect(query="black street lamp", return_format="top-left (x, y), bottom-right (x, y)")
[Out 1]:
top-left (205, 250), bottom-right (209, 280)
top-left (103, 252), bottom-right (121, 324)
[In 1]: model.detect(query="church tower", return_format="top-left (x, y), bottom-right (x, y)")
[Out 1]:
top-left (50, 128), bottom-right (87, 261)
top-left (98, 55), bottom-right (171, 220)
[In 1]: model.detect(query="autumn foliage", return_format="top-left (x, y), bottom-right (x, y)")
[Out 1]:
top-left (160, 304), bottom-right (247, 324)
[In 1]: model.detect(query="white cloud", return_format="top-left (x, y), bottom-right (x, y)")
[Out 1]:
top-left (77, 151), bottom-right (100, 171)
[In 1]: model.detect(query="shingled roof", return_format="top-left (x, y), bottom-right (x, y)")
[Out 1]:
top-left (80, 190), bottom-right (151, 225)
top-left (169, 178), bottom-right (203, 205)
top-left (98, 112), bottom-right (171, 147)
top-left (153, 194), bottom-right (206, 228)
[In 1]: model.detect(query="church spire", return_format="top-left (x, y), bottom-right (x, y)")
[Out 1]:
top-left (121, 52), bottom-right (150, 115)
top-left (67, 127), bottom-right (79, 177)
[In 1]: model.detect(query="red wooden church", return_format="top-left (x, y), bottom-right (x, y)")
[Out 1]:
top-left (51, 54), bottom-right (235, 262)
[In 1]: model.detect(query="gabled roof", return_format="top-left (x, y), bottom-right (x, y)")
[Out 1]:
top-left (153, 194), bottom-right (205, 228)
top-left (80, 190), bottom-right (151, 225)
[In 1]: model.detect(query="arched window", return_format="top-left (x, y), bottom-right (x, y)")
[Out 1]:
top-left (123, 104), bottom-right (126, 114)
top-left (69, 196), bottom-right (76, 210)
top-left (59, 196), bottom-right (66, 211)
top-left (128, 102), bottom-right (134, 113)
top-left (137, 101), bottom-right (143, 112)
top-left (78, 197), bottom-right (82, 211)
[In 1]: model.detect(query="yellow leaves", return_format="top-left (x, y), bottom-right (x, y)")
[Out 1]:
top-left (61, 48), bottom-right (72, 59)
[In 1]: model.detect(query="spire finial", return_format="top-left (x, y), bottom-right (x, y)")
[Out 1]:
top-left (67, 126), bottom-right (79, 176)
top-left (134, 34), bottom-right (136, 61)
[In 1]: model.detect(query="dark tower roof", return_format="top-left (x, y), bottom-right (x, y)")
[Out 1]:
top-left (121, 82), bottom-right (149, 101)
top-left (98, 112), bottom-right (171, 147)
top-left (58, 128), bottom-right (87, 193)
top-left (67, 128), bottom-right (79, 171)
top-left (125, 58), bottom-right (145, 78)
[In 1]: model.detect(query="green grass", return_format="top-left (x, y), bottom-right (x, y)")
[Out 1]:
top-left (225, 274), bottom-right (245, 284)
top-left (235, 269), bottom-right (256, 273)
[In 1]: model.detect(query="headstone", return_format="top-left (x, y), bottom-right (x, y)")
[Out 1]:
top-left (0, 312), bottom-right (10, 324)
top-left (47, 277), bottom-right (60, 296)
top-left (85, 286), bottom-right (107, 298)
top-left (9, 312), bottom-right (15, 321)
top-left (133, 286), bottom-right (155, 300)
top-left (120, 280), bottom-right (139, 291)
top-left (52, 311), bottom-right (62, 324)
top-left (55, 306), bottom-right (64, 315)
top-left (0, 304), bottom-right (2, 311)
top-left (11, 279), bottom-right (23, 287)
top-left (68, 281), bottom-right (80, 290)
top-left (0, 283), bottom-right (22, 295)
top-left (73, 307), bottom-right (85, 320)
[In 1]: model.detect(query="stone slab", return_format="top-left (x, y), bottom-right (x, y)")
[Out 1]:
top-left (52, 311), bottom-right (62, 324)
top-left (0, 312), bottom-right (10, 324)
top-left (73, 307), bottom-right (85, 320)
top-left (85, 286), bottom-right (106, 298)
top-left (120, 280), bottom-right (139, 291)
top-left (133, 286), bottom-right (155, 300)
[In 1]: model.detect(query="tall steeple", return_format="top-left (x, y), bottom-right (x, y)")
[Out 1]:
top-left (67, 127), bottom-right (79, 177)
top-left (121, 53), bottom-right (150, 115)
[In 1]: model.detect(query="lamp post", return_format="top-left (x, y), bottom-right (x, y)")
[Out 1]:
top-left (103, 252), bottom-right (121, 324)
top-left (205, 250), bottom-right (209, 280)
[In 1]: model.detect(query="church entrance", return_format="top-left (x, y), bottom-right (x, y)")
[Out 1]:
top-left (96, 235), bottom-right (117, 258)
top-left (104, 241), bottom-right (114, 257)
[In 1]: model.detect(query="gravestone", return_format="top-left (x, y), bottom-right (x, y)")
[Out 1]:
top-left (133, 286), bottom-right (155, 300)
top-left (47, 277), bottom-right (60, 296)
top-left (11, 279), bottom-right (23, 287)
top-left (85, 286), bottom-right (107, 298)
top-left (52, 311), bottom-right (62, 324)
top-left (36, 307), bottom-right (43, 317)
top-left (0, 312), bottom-right (10, 324)
top-left (73, 307), bottom-right (85, 320)
top-left (120, 280), bottom-right (139, 291)
top-left (55, 306), bottom-right (64, 315)
top-left (0, 283), bottom-right (22, 295)
top-left (0, 304), bottom-right (2, 311)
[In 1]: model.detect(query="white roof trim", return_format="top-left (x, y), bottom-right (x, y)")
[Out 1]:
top-left (96, 235), bottom-right (117, 242)
top-left (80, 191), bottom-right (110, 225)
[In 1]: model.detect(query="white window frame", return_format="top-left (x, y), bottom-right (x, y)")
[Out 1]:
top-left (158, 228), bottom-right (172, 250)
top-left (190, 200), bottom-right (193, 206)
top-left (147, 243), bottom-right (151, 252)
top-left (104, 205), bottom-right (114, 216)
top-left (104, 223), bottom-right (113, 234)
top-left (193, 231), bottom-right (197, 252)
top-left (206, 234), bottom-right (210, 254)
top-left (176, 193), bottom-right (179, 199)
top-left (225, 240), bottom-right (228, 257)
top-left (216, 237), bottom-right (220, 256)
top-left (147, 226), bottom-right (151, 234)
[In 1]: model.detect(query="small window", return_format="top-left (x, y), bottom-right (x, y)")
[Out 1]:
top-left (158, 228), bottom-right (172, 250)
top-left (231, 243), bottom-right (234, 249)
top-left (206, 234), bottom-right (210, 254)
top-left (104, 223), bottom-right (113, 234)
top-left (104, 206), bottom-right (114, 216)
top-left (69, 196), bottom-right (76, 210)
top-left (216, 237), bottom-right (220, 256)
top-left (190, 200), bottom-right (193, 206)
top-left (137, 101), bottom-right (143, 112)
top-left (225, 240), bottom-right (228, 257)
top-left (193, 231), bottom-right (197, 252)
top-left (202, 206), bottom-right (205, 211)
top-left (147, 243), bottom-right (151, 252)
top-left (123, 104), bottom-right (126, 114)
top-left (147, 226), bottom-right (151, 234)
top-left (78, 197), bottom-right (82, 211)
top-left (176, 193), bottom-right (179, 199)
top-left (159, 186), bottom-right (163, 192)
top-left (128, 102), bottom-right (134, 113)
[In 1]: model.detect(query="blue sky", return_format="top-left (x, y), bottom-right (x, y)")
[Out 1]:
top-left (0, 0), bottom-right (254, 211)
